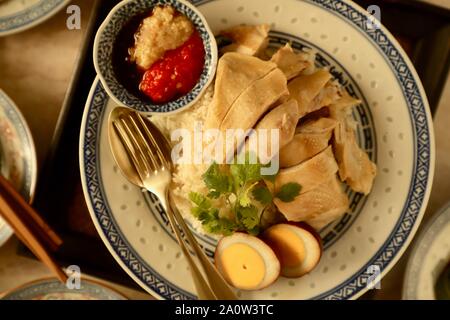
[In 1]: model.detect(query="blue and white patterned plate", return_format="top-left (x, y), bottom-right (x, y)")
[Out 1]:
top-left (0, 89), bottom-right (37, 247)
top-left (1, 278), bottom-right (127, 300)
top-left (93, 0), bottom-right (218, 114)
top-left (403, 202), bottom-right (450, 299)
top-left (0, 0), bottom-right (70, 36)
top-left (80, 0), bottom-right (434, 300)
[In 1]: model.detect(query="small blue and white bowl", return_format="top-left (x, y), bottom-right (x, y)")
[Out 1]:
top-left (93, 0), bottom-right (218, 114)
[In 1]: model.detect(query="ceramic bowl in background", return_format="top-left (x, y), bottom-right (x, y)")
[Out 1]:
top-left (403, 202), bottom-right (450, 299)
top-left (1, 277), bottom-right (127, 300)
top-left (0, 89), bottom-right (37, 247)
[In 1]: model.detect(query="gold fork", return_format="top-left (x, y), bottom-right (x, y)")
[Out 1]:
top-left (143, 115), bottom-right (238, 301)
top-left (111, 109), bottom-right (236, 300)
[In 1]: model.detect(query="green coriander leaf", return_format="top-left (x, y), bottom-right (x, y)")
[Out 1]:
top-left (189, 193), bottom-right (238, 236)
top-left (202, 162), bottom-right (231, 195)
top-left (207, 190), bottom-right (221, 199)
top-left (190, 205), bottom-right (214, 222)
top-left (229, 163), bottom-right (246, 188)
top-left (237, 205), bottom-right (260, 231)
top-left (209, 208), bottom-right (220, 220)
top-left (247, 225), bottom-right (260, 236)
top-left (188, 192), bottom-right (211, 209)
top-left (262, 173), bottom-right (277, 183)
top-left (241, 151), bottom-right (263, 183)
top-left (275, 182), bottom-right (302, 202)
top-left (238, 182), bottom-right (258, 207)
top-left (190, 206), bottom-right (203, 218)
top-left (244, 163), bottom-right (262, 183)
top-left (252, 185), bottom-right (273, 205)
top-left (238, 190), bottom-right (252, 207)
top-left (261, 162), bottom-right (278, 183)
top-left (204, 218), bottom-right (237, 236)
top-left (230, 154), bottom-right (262, 187)
top-left (191, 152), bottom-right (286, 236)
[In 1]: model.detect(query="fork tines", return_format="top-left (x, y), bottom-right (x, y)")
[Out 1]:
top-left (113, 111), bottom-right (169, 174)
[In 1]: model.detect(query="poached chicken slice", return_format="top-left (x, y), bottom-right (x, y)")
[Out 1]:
top-left (245, 99), bottom-right (300, 164)
top-left (219, 68), bottom-right (289, 132)
top-left (330, 92), bottom-right (377, 195)
top-left (270, 43), bottom-right (312, 80)
top-left (274, 175), bottom-right (349, 229)
top-left (274, 146), bottom-right (338, 195)
top-left (279, 118), bottom-right (337, 168)
top-left (304, 176), bottom-right (349, 230)
top-left (220, 24), bottom-right (270, 56)
top-left (287, 69), bottom-right (332, 117)
top-left (205, 52), bottom-right (277, 130)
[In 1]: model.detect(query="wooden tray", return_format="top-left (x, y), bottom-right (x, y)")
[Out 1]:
top-left (23, 0), bottom-right (450, 293)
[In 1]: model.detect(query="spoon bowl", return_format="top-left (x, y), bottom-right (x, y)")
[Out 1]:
top-left (108, 106), bottom-right (172, 188)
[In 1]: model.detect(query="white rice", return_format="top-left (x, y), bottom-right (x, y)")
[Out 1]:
top-left (151, 86), bottom-right (215, 235)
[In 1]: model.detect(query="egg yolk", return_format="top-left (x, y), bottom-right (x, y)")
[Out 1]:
top-left (220, 243), bottom-right (265, 290)
top-left (264, 225), bottom-right (305, 267)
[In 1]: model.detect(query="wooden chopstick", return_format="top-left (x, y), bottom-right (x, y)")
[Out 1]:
top-left (0, 175), bottom-right (62, 251)
top-left (0, 194), bottom-right (68, 283)
top-left (0, 175), bottom-right (67, 283)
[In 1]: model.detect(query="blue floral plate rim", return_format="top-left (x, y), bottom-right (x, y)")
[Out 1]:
top-left (0, 0), bottom-right (70, 36)
top-left (1, 277), bottom-right (128, 300)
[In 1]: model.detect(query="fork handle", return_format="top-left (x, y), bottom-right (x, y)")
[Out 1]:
top-left (168, 191), bottom-right (237, 300)
top-left (159, 191), bottom-right (217, 300)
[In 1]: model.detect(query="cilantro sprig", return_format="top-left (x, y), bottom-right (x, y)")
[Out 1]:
top-left (189, 192), bottom-right (237, 235)
top-left (275, 182), bottom-right (302, 202)
top-left (189, 153), bottom-right (301, 235)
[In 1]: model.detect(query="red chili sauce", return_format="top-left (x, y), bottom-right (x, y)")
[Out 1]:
top-left (112, 10), bottom-right (205, 105)
top-left (139, 31), bottom-right (205, 103)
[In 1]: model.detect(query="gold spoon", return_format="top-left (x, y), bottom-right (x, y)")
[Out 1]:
top-left (108, 107), bottom-right (237, 300)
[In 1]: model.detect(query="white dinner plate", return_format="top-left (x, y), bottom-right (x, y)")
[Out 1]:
top-left (80, 0), bottom-right (434, 300)
top-left (0, 89), bottom-right (37, 246)
top-left (0, 0), bottom-right (70, 36)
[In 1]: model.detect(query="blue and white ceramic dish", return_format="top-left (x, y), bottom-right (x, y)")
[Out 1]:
top-left (1, 278), bottom-right (127, 300)
top-left (0, 89), bottom-right (37, 247)
top-left (0, 0), bottom-right (70, 36)
top-left (403, 202), bottom-right (450, 299)
top-left (93, 0), bottom-right (218, 114)
top-left (81, 0), bottom-right (434, 300)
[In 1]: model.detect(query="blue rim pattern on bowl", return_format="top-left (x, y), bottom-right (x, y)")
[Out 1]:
top-left (94, 0), bottom-right (217, 113)
top-left (0, 0), bottom-right (70, 36)
top-left (2, 278), bottom-right (127, 300)
top-left (0, 90), bottom-right (38, 247)
top-left (81, 0), bottom-right (434, 300)
top-left (403, 202), bottom-right (450, 299)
